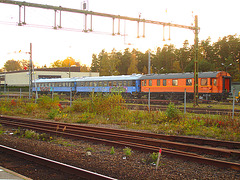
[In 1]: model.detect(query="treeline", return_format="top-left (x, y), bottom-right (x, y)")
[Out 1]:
top-left (90, 34), bottom-right (240, 82)
top-left (1, 57), bottom-right (90, 72)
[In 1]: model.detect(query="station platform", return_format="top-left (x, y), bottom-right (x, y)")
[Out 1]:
top-left (0, 166), bottom-right (32, 180)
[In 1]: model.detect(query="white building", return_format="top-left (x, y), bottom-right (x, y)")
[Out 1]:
top-left (0, 67), bottom-right (99, 87)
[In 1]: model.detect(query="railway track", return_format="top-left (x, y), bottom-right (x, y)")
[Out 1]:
top-left (0, 144), bottom-right (116, 180)
top-left (126, 104), bottom-right (240, 115)
top-left (0, 115), bottom-right (240, 171)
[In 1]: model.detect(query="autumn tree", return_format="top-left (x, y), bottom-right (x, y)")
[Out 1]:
top-left (4, 60), bottom-right (22, 72)
top-left (50, 57), bottom-right (80, 68)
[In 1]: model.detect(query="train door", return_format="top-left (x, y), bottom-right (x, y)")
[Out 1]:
top-left (222, 76), bottom-right (231, 93)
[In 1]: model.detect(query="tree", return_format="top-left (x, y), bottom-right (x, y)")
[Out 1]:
top-left (50, 57), bottom-right (80, 68)
top-left (127, 53), bottom-right (139, 74)
top-left (175, 40), bottom-right (191, 72)
top-left (4, 60), bottom-right (22, 72)
top-left (80, 64), bottom-right (90, 72)
top-left (50, 60), bottom-right (62, 68)
top-left (62, 57), bottom-right (79, 67)
top-left (90, 54), bottom-right (100, 72)
top-left (119, 48), bottom-right (131, 75)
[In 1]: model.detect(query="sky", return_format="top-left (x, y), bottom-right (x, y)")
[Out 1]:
top-left (0, 0), bottom-right (239, 68)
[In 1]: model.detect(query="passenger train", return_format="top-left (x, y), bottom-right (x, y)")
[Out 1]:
top-left (33, 71), bottom-right (231, 100)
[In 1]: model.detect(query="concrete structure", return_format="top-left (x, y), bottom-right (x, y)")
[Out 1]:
top-left (0, 67), bottom-right (99, 86)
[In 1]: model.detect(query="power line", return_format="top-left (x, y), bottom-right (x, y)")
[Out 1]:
top-left (0, 0), bottom-right (200, 105)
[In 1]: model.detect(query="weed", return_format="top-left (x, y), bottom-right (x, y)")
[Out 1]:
top-left (37, 95), bottom-right (60, 110)
top-left (149, 152), bottom-right (158, 163)
top-left (48, 109), bottom-right (59, 119)
top-left (0, 124), bottom-right (4, 135)
top-left (123, 147), bottom-right (132, 156)
top-left (24, 130), bottom-right (39, 139)
top-left (165, 103), bottom-right (181, 121)
top-left (86, 147), bottom-right (94, 152)
top-left (110, 146), bottom-right (115, 155)
top-left (26, 102), bottom-right (38, 114)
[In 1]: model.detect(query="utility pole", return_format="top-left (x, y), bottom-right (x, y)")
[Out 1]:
top-left (194, 15), bottom-right (199, 106)
top-left (148, 51), bottom-right (151, 75)
top-left (29, 43), bottom-right (33, 99)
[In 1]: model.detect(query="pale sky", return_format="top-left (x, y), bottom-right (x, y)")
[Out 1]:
top-left (0, 0), bottom-right (239, 68)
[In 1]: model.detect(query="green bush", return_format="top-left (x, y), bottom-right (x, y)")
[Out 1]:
top-left (37, 95), bottom-right (60, 110)
top-left (48, 108), bottom-right (59, 119)
top-left (165, 103), bottom-right (181, 121)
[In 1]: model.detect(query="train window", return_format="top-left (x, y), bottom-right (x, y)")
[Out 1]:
top-left (172, 79), bottom-right (178, 86)
top-left (123, 81), bottom-right (127, 86)
top-left (157, 79), bottom-right (160, 86)
top-left (113, 81), bottom-right (117, 86)
top-left (142, 81), bottom-right (144, 86)
top-left (149, 80), bottom-right (152, 86)
top-left (109, 81), bottom-right (112, 86)
top-left (201, 78), bottom-right (208, 86)
top-left (85, 82), bottom-right (89, 86)
top-left (144, 80), bottom-right (146, 86)
top-left (104, 81), bottom-right (108, 86)
top-left (186, 79), bottom-right (192, 86)
top-left (213, 79), bottom-right (217, 86)
top-left (99, 82), bottom-right (103, 86)
top-left (94, 82), bottom-right (98, 87)
top-left (119, 81), bottom-right (123, 86)
top-left (90, 82), bottom-right (93, 87)
top-left (127, 81), bottom-right (132, 86)
top-left (132, 81), bottom-right (136, 86)
top-left (163, 79), bottom-right (167, 86)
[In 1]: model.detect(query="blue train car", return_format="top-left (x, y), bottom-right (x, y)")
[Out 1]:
top-left (33, 78), bottom-right (77, 93)
top-left (75, 74), bottom-right (142, 96)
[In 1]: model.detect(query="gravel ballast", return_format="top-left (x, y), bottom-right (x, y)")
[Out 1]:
top-left (0, 126), bottom-right (240, 180)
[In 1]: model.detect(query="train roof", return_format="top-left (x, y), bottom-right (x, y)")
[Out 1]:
top-left (76, 74), bottom-right (142, 82)
top-left (34, 77), bottom-right (78, 83)
top-left (140, 71), bottom-right (225, 80)
top-left (34, 74), bottom-right (142, 83)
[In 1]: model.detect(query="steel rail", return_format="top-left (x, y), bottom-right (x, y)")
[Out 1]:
top-left (1, 116), bottom-right (240, 158)
top-left (125, 104), bottom-right (240, 115)
top-left (0, 116), bottom-right (240, 171)
top-left (3, 118), bottom-right (238, 158)
top-left (2, 115), bottom-right (239, 149)
top-left (0, 145), bottom-right (117, 180)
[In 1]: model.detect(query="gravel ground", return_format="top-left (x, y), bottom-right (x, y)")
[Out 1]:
top-left (0, 126), bottom-right (240, 180)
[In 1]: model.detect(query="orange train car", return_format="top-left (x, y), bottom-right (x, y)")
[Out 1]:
top-left (140, 71), bottom-right (231, 100)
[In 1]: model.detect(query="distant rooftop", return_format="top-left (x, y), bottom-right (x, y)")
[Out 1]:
top-left (0, 66), bottom-right (81, 74)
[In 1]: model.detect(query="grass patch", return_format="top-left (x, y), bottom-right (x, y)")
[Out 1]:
top-left (0, 94), bottom-right (239, 142)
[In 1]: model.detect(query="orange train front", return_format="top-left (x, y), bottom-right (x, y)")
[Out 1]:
top-left (140, 71), bottom-right (231, 101)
